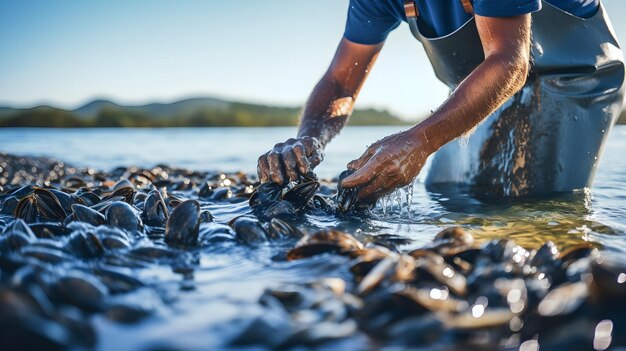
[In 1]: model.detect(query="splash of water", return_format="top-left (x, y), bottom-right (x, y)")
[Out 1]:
top-left (375, 178), bottom-right (416, 220)
top-left (395, 189), bottom-right (403, 212)
top-left (404, 179), bottom-right (415, 219)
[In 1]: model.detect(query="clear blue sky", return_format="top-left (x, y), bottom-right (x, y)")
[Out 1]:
top-left (1, 0), bottom-right (625, 120)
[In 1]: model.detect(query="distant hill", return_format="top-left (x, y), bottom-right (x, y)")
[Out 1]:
top-left (0, 97), bottom-right (410, 128)
top-left (72, 97), bottom-right (231, 120)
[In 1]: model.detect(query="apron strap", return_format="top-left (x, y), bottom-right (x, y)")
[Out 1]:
top-left (460, 0), bottom-right (474, 14)
top-left (403, 0), bottom-right (419, 19)
top-left (404, 0), bottom-right (474, 40)
top-left (403, 1), bottom-right (474, 19)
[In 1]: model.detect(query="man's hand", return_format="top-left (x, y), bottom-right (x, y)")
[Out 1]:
top-left (340, 128), bottom-right (431, 204)
top-left (257, 136), bottom-right (323, 185)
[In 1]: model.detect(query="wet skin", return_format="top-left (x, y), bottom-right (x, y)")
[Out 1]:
top-left (258, 14), bottom-right (531, 204)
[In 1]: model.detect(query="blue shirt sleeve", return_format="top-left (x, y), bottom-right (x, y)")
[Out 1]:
top-left (473, 0), bottom-right (541, 17)
top-left (344, 0), bottom-right (401, 45)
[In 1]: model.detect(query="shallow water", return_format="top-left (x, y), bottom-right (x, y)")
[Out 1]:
top-left (1, 126), bottom-right (626, 349)
top-left (1, 126), bottom-right (625, 253)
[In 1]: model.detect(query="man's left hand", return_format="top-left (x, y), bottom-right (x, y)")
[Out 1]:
top-left (340, 128), bottom-right (431, 204)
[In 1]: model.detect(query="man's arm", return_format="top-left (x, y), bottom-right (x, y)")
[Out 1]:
top-left (258, 38), bottom-right (383, 185)
top-left (417, 14), bottom-right (532, 154)
top-left (342, 14), bottom-right (532, 203)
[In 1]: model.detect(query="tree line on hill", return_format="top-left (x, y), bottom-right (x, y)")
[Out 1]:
top-left (0, 104), bottom-right (411, 128)
top-left (1, 98), bottom-right (624, 128)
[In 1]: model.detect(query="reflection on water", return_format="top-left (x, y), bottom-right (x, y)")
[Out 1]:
top-left (327, 182), bottom-right (615, 252)
top-left (425, 186), bottom-right (603, 250)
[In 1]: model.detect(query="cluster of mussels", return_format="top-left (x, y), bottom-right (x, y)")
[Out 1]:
top-left (0, 154), bottom-right (354, 350)
top-left (247, 228), bottom-right (626, 350)
top-left (0, 153), bottom-right (625, 351)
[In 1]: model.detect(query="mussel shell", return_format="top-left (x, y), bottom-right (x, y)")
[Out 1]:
top-left (230, 216), bottom-right (268, 245)
top-left (197, 181), bottom-right (213, 198)
top-left (100, 232), bottom-right (132, 250)
top-left (6, 185), bottom-right (36, 199)
top-left (589, 257), bottom-right (626, 302)
top-left (142, 190), bottom-right (169, 226)
top-left (20, 246), bottom-right (72, 264)
top-left (262, 200), bottom-right (297, 219)
top-left (559, 243), bottom-right (595, 266)
top-left (46, 189), bottom-right (78, 214)
top-left (267, 218), bottom-right (303, 240)
top-left (286, 243), bottom-right (347, 260)
top-left (15, 188), bottom-right (67, 223)
top-left (71, 204), bottom-right (106, 226)
top-left (0, 287), bottom-right (75, 350)
top-left (249, 182), bottom-right (282, 207)
top-left (106, 201), bottom-right (143, 232)
top-left (90, 266), bottom-right (145, 294)
top-left (199, 210), bottom-right (214, 223)
top-left (477, 238), bottom-right (529, 267)
top-left (50, 271), bottom-right (109, 312)
top-left (199, 222), bottom-right (236, 243)
top-left (0, 196), bottom-right (19, 215)
top-left (28, 222), bottom-right (70, 238)
top-left (74, 189), bottom-right (101, 207)
top-left (90, 196), bottom-right (125, 214)
top-left (287, 231), bottom-right (364, 261)
top-left (128, 245), bottom-right (177, 260)
top-left (209, 187), bottom-right (232, 201)
top-left (531, 241), bottom-right (560, 268)
top-left (294, 230), bottom-right (363, 252)
top-left (282, 180), bottom-right (319, 210)
top-left (336, 170), bottom-right (359, 213)
top-left (414, 252), bottom-right (467, 296)
top-left (165, 200), bottom-right (200, 246)
top-left (310, 194), bottom-right (334, 212)
top-left (2, 219), bottom-right (37, 239)
top-left (0, 231), bottom-right (35, 254)
top-left (113, 179), bottom-right (134, 191)
top-left (133, 192), bottom-right (147, 207)
top-left (103, 186), bottom-right (135, 204)
top-left (105, 303), bottom-right (152, 324)
top-left (432, 227), bottom-right (474, 248)
top-left (64, 231), bottom-right (104, 258)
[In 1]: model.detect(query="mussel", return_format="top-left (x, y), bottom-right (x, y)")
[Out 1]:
top-left (165, 199), bottom-right (200, 246)
top-left (14, 188), bottom-right (67, 223)
top-left (106, 201), bottom-right (143, 232)
top-left (336, 170), bottom-right (360, 213)
top-left (142, 190), bottom-right (169, 226)
top-left (287, 230), bottom-right (363, 260)
top-left (250, 173), bottom-right (320, 213)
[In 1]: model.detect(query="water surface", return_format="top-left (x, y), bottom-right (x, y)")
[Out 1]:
top-left (1, 126), bottom-right (624, 251)
top-left (1, 126), bottom-right (625, 349)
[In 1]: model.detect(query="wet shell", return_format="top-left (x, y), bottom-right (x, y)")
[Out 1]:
top-left (165, 200), bottom-right (201, 246)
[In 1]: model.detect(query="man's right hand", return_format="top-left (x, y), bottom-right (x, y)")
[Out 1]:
top-left (257, 136), bottom-right (323, 185)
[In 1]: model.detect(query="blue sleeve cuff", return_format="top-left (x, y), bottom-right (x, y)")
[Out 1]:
top-left (343, 30), bottom-right (391, 45)
top-left (474, 1), bottom-right (541, 18)
top-left (343, 0), bottom-right (401, 45)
